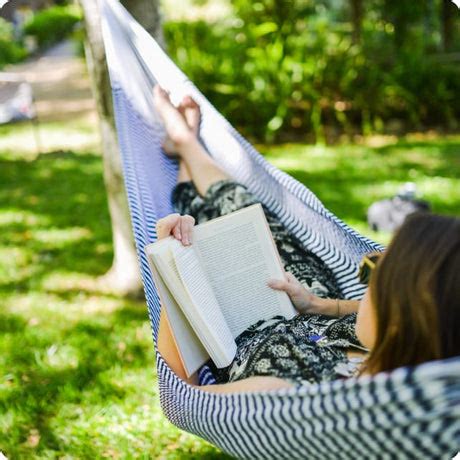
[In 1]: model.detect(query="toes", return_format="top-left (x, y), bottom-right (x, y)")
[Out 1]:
top-left (153, 85), bottom-right (172, 109)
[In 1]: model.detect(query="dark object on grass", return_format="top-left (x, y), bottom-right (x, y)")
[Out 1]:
top-left (367, 183), bottom-right (431, 232)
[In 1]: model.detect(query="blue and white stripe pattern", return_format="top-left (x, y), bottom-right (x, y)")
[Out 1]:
top-left (100, 1), bottom-right (460, 458)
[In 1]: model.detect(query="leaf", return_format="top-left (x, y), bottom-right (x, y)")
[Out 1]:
top-left (267, 41), bottom-right (284, 62)
top-left (252, 22), bottom-right (278, 38)
top-left (268, 116), bottom-right (283, 132)
top-left (212, 83), bottom-right (238, 95)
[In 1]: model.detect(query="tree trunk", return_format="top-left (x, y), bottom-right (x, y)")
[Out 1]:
top-left (79, 0), bottom-right (163, 297)
top-left (350, 0), bottom-right (363, 44)
top-left (441, 0), bottom-right (456, 52)
top-left (119, 0), bottom-right (163, 41)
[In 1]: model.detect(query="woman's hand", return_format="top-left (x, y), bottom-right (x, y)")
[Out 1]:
top-left (156, 213), bottom-right (195, 246)
top-left (268, 272), bottom-right (325, 315)
top-left (153, 85), bottom-right (201, 154)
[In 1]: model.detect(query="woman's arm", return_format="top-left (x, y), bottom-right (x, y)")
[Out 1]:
top-left (308, 296), bottom-right (360, 316)
top-left (199, 376), bottom-right (293, 393)
top-left (268, 273), bottom-right (359, 316)
top-left (158, 304), bottom-right (293, 391)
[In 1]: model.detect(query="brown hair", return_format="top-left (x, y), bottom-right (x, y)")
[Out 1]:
top-left (364, 213), bottom-right (460, 375)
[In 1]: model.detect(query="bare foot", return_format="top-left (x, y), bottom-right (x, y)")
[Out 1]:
top-left (153, 86), bottom-right (201, 157)
top-left (179, 95), bottom-right (201, 137)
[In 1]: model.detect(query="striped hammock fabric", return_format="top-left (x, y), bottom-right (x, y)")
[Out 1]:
top-left (99, 1), bottom-right (460, 458)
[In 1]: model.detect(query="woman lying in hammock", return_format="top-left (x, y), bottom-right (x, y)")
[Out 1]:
top-left (153, 86), bottom-right (460, 393)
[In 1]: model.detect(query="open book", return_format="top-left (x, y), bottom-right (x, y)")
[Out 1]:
top-left (146, 204), bottom-right (296, 377)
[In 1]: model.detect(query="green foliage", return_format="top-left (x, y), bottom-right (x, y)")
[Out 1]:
top-left (23, 5), bottom-right (82, 48)
top-left (164, 3), bottom-right (460, 142)
top-left (0, 18), bottom-right (27, 68)
top-left (382, 0), bottom-right (427, 48)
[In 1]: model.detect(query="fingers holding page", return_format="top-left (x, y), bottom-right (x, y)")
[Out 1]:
top-left (267, 278), bottom-right (289, 292)
top-left (180, 215), bottom-right (195, 246)
top-left (155, 213), bottom-right (195, 246)
top-left (267, 272), bottom-right (292, 292)
top-left (156, 213), bottom-right (180, 240)
top-left (172, 222), bottom-right (182, 241)
top-left (267, 272), bottom-right (318, 315)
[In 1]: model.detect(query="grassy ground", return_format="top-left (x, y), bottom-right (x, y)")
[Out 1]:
top-left (0, 119), bottom-right (459, 458)
top-left (0, 120), bottom-right (228, 459)
top-left (262, 134), bottom-right (460, 246)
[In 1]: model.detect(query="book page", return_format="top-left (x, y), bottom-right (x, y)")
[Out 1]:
top-left (149, 259), bottom-right (209, 377)
top-left (193, 204), bottom-right (296, 338)
top-left (146, 238), bottom-right (236, 369)
top-left (172, 243), bottom-right (236, 368)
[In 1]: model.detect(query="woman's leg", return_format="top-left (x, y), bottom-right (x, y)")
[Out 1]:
top-left (154, 86), bottom-right (229, 195)
top-left (179, 139), bottom-right (229, 196)
top-left (177, 160), bottom-right (191, 184)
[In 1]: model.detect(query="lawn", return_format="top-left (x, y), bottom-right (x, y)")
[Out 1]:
top-left (262, 134), bottom-right (460, 245)
top-left (0, 119), bottom-right (459, 459)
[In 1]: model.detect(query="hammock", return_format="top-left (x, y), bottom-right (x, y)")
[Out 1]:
top-left (99, 1), bottom-right (460, 458)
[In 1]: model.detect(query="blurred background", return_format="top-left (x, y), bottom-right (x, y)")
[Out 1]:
top-left (0, 0), bottom-right (459, 458)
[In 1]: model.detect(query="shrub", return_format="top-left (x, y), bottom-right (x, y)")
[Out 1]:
top-left (23, 5), bottom-right (82, 48)
top-left (0, 18), bottom-right (27, 69)
top-left (165, 17), bottom-right (460, 142)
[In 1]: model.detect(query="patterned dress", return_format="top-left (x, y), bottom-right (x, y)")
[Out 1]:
top-left (173, 180), bottom-right (366, 386)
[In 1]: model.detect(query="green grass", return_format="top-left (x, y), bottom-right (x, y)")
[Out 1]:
top-left (0, 120), bottom-right (459, 458)
top-left (0, 120), bottom-right (229, 459)
top-left (262, 135), bottom-right (460, 245)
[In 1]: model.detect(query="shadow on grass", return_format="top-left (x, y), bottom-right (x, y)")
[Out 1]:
top-left (0, 150), bottom-right (112, 288)
top-left (374, 139), bottom-right (460, 160)
top-left (0, 149), bottom-right (232, 458)
top-left (0, 311), bottom-right (28, 334)
top-left (0, 301), bottom-right (232, 459)
top-left (0, 304), bottom-right (153, 457)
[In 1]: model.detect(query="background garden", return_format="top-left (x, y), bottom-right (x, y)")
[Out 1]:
top-left (0, 0), bottom-right (459, 458)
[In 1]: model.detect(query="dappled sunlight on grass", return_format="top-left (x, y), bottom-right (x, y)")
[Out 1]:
top-left (263, 135), bottom-right (460, 245)
top-left (31, 226), bottom-right (92, 244)
top-left (4, 291), bottom-right (125, 319)
top-left (0, 209), bottom-right (50, 227)
top-left (40, 271), bottom-right (131, 302)
top-left (0, 117), bottom-right (99, 159)
top-left (0, 131), bottom-right (228, 458)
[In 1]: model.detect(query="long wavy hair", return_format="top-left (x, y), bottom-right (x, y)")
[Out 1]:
top-left (364, 213), bottom-right (460, 375)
